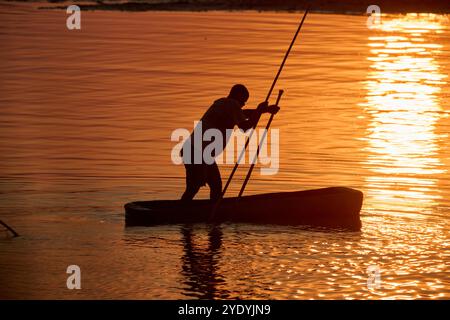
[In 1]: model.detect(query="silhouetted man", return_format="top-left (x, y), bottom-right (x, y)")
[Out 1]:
top-left (181, 84), bottom-right (279, 201)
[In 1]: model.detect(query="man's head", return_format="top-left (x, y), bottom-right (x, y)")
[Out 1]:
top-left (228, 84), bottom-right (249, 107)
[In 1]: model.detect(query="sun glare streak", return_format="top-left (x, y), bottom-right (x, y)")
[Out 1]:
top-left (361, 14), bottom-right (448, 215)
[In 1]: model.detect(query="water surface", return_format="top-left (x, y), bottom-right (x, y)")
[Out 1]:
top-left (0, 4), bottom-right (449, 299)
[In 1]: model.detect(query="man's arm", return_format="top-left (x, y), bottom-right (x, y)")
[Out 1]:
top-left (237, 102), bottom-right (280, 131)
top-left (238, 109), bottom-right (260, 131)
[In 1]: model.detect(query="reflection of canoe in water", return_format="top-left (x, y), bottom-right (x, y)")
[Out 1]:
top-left (124, 187), bottom-right (363, 231)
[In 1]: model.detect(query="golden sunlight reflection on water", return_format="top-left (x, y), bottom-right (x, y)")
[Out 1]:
top-left (362, 14), bottom-right (448, 216)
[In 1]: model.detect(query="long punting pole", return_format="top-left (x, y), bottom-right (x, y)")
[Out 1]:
top-left (221, 6), bottom-right (310, 197)
top-left (0, 220), bottom-right (19, 237)
top-left (238, 89), bottom-right (284, 198)
top-left (210, 6), bottom-right (310, 220)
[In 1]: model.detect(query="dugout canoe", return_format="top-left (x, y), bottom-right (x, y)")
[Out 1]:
top-left (124, 187), bottom-right (363, 231)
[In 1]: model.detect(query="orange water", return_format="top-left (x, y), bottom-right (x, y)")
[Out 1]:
top-left (0, 3), bottom-right (449, 299)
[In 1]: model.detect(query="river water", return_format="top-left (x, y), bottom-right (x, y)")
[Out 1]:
top-left (0, 3), bottom-right (449, 299)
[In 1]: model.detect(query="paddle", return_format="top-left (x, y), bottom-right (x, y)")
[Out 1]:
top-left (238, 89), bottom-right (284, 198)
top-left (209, 5), bottom-right (310, 221)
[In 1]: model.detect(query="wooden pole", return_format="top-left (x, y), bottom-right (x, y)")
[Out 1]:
top-left (238, 89), bottom-right (284, 197)
top-left (209, 6), bottom-right (310, 221)
top-left (0, 220), bottom-right (19, 237)
top-left (221, 6), bottom-right (310, 198)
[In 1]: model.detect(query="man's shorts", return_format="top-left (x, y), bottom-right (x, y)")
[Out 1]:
top-left (184, 162), bottom-right (220, 188)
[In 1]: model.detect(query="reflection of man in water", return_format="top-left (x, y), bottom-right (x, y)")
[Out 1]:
top-left (180, 225), bottom-right (228, 299)
top-left (181, 84), bottom-right (279, 201)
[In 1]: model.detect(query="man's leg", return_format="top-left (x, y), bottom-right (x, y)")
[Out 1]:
top-left (206, 162), bottom-right (222, 201)
top-left (181, 164), bottom-right (204, 201)
top-left (181, 184), bottom-right (201, 201)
